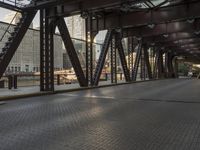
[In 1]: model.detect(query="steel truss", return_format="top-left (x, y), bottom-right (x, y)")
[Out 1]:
top-left (93, 29), bottom-right (131, 86)
top-left (0, 0), bottom-right (199, 91)
top-left (57, 18), bottom-right (88, 87)
top-left (153, 49), bottom-right (178, 79)
top-left (0, 11), bottom-right (36, 79)
top-left (132, 41), bottom-right (153, 81)
top-left (40, 12), bottom-right (88, 91)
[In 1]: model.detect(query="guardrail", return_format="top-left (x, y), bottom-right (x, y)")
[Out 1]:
top-left (0, 72), bottom-right (130, 89)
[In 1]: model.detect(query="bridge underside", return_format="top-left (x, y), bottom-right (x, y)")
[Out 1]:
top-left (1, 79), bottom-right (200, 150)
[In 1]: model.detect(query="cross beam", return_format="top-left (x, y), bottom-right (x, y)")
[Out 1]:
top-left (143, 33), bottom-right (199, 43)
top-left (96, 1), bottom-right (200, 30)
top-left (123, 21), bottom-right (200, 37)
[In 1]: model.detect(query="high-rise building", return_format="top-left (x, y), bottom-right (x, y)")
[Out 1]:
top-left (0, 21), bottom-right (65, 73)
top-left (0, 14), bottom-right (105, 73)
top-left (65, 15), bottom-right (106, 41)
top-left (66, 15), bottom-right (85, 40)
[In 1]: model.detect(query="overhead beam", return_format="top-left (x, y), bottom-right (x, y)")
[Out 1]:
top-left (167, 44), bottom-right (200, 49)
top-left (123, 20), bottom-right (200, 37)
top-left (27, 0), bottom-right (148, 13)
top-left (159, 39), bottom-right (200, 47)
top-left (44, 0), bottom-right (200, 29)
top-left (144, 33), bottom-right (199, 43)
top-left (97, 1), bottom-right (200, 30)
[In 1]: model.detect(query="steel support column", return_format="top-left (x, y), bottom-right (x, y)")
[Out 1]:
top-left (156, 50), bottom-right (165, 79)
top-left (151, 48), bottom-right (156, 78)
top-left (166, 52), bottom-right (174, 78)
top-left (93, 30), bottom-right (113, 86)
top-left (132, 41), bottom-right (142, 81)
top-left (57, 18), bottom-right (87, 87)
top-left (153, 49), bottom-right (158, 78)
top-left (115, 31), bottom-right (131, 82)
top-left (173, 57), bottom-right (179, 78)
top-left (164, 52), bottom-right (168, 78)
top-left (143, 44), bottom-right (153, 79)
top-left (85, 16), bottom-right (98, 86)
top-left (127, 37), bottom-right (134, 79)
top-left (40, 9), bottom-right (55, 91)
top-left (0, 11), bottom-right (36, 79)
top-left (140, 46), bottom-right (145, 80)
top-left (111, 34), bottom-right (117, 84)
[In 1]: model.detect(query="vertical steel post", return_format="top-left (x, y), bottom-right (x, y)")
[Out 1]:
top-left (128, 37), bottom-right (134, 80)
top-left (85, 17), bottom-right (94, 86)
top-left (156, 50), bottom-right (164, 79)
top-left (174, 57), bottom-right (178, 78)
top-left (143, 44), bottom-right (153, 80)
top-left (115, 31), bottom-right (131, 82)
top-left (57, 18), bottom-right (87, 87)
top-left (166, 52), bottom-right (174, 78)
top-left (164, 52), bottom-right (169, 78)
top-left (111, 34), bottom-right (117, 83)
top-left (132, 40), bottom-right (142, 81)
top-left (40, 9), bottom-right (55, 91)
top-left (40, 9), bottom-right (45, 91)
top-left (93, 30), bottom-right (113, 86)
top-left (140, 46), bottom-right (145, 80)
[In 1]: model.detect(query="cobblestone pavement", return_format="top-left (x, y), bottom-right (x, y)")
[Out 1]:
top-left (0, 79), bottom-right (200, 150)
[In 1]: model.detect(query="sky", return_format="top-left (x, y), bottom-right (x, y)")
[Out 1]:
top-left (0, 8), bottom-right (14, 22)
top-left (0, 8), bottom-right (39, 28)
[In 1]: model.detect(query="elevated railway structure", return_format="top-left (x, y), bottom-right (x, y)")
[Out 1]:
top-left (0, 0), bottom-right (200, 91)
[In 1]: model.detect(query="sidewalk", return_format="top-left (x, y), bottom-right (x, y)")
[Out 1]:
top-left (0, 80), bottom-right (127, 100)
